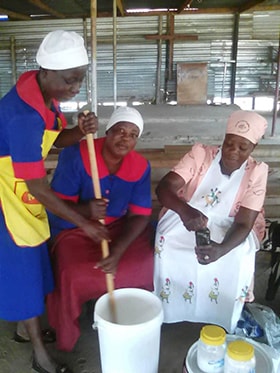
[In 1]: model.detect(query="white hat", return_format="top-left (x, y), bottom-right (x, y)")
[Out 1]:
top-left (36, 30), bottom-right (89, 70)
top-left (106, 107), bottom-right (144, 137)
top-left (226, 110), bottom-right (267, 144)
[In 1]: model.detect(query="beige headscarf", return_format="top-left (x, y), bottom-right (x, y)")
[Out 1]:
top-left (226, 110), bottom-right (267, 144)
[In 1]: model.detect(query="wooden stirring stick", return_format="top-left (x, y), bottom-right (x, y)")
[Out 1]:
top-left (84, 110), bottom-right (117, 323)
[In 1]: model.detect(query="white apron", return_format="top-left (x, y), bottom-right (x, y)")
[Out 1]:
top-left (153, 149), bottom-right (258, 333)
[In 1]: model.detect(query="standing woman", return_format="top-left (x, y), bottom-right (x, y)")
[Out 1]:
top-left (0, 30), bottom-right (108, 373)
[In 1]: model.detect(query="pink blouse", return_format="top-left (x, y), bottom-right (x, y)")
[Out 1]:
top-left (171, 143), bottom-right (268, 242)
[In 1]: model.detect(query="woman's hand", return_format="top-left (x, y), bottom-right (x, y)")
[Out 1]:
top-left (194, 207), bottom-right (260, 265)
top-left (95, 250), bottom-right (122, 276)
top-left (195, 242), bottom-right (227, 265)
top-left (94, 214), bottom-right (149, 275)
top-left (54, 111), bottom-right (98, 147)
top-left (89, 198), bottom-right (108, 220)
top-left (180, 205), bottom-right (208, 231)
top-left (78, 111), bottom-right (98, 135)
top-left (82, 220), bottom-right (110, 243)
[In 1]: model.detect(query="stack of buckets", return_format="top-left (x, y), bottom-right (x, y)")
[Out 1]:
top-left (93, 288), bottom-right (164, 373)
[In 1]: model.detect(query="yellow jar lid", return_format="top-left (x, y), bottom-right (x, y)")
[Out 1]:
top-left (227, 340), bottom-right (254, 361)
top-left (200, 325), bottom-right (226, 346)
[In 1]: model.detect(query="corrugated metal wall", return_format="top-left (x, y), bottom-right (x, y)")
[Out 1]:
top-left (0, 11), bottom-right (279, 104)
top-left (0, 19), bottom-right (87, 102)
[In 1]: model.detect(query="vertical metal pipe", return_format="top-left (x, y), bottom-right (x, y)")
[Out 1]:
top-left (113, 0), bottom-right (117, 108)
top-left (155, 15), bottom-right (163, 104)
top-left (164, 14), bottom-right (170, 101)
top-left (90, 0), bottom-right (98, 114)
top-left (221, 62), bottom-right (227, 103)
top-left (10, 36), bottom-right (17, 85)
top-left (83, 18), bottom-right (91, 105)
top-left (271, 35), bottom-right (280, 137)
top-left (230, 12), bottom-right (239, 104)
top-left (168, 14), bottom-right (174, 81)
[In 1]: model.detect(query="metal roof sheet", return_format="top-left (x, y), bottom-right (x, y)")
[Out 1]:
top-left (0, 0), bottom-right (279, 21)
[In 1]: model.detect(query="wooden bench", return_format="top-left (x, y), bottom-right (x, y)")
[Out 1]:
top-left (45, 144), bottom-right (280, 220)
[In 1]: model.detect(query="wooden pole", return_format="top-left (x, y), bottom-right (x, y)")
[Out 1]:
top-left (85, 115), bottom-right (117, 322)
top-left (82, 19), bottom-right (91, 105)
top-left (10, 36), bottom-right (17, 85)
top-left (88, 0), bottom-right (117, 322)
top-left (271, 34), bottom-right (280, 137)
top-left (113, 0), bottom-right (117, 108)
top-left (90, 0), bottom-right (97, 113)
top-left (155, 15), bottom-right (163, 104)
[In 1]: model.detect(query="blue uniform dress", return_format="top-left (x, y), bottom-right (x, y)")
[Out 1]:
top-left (0, 71), bottom-right (66, 321)
top-left (48, 137), bottom-right (152, 236)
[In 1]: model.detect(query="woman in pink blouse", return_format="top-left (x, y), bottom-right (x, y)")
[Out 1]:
top-left (153, 110), bottom-right (268, 333)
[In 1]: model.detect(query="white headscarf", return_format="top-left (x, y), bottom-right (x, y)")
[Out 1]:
top-left (36, 30), bottom-right (89, 70)
top-left (106, 107), bottom-right (144, 137)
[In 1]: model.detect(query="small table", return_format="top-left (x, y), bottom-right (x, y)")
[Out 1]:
top-left (250, 91), bottom-right (279, 110)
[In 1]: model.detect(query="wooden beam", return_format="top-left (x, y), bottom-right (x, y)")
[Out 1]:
top-left (253, 5), bottom-right (280, 11)
top-left (104, 9), bottom-right (237, 17)
top-left (146, 13), bottom-right (197, 84)
top-left (177, 0), bottom-right (193, 14)
top-left (155, 15), bottom-right (163, 104)
top-left (168, 14), bottom-right (174, 81)
top-left (271, 36), bottom-right (280, 137)
top-left (28, 0), bottom-right (66, 18)
top-left (116, 0), bottom-right (125, 16)
top-left (0, 7), bottom-right (30, 20)
top-left (145, 34), bottom-right (198, 41)
top-left (238, 0), bottom-right (266, 13)
top-left (180, 8), bottom-right (238, 14)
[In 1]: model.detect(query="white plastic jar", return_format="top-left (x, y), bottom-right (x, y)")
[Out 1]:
top-left (197, 325), bottom-right (226, 372)
top-left (224, 340), bottom-right (256, 373)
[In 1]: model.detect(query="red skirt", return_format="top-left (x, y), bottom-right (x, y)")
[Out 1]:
top-left (47, 219), bottom-right (154, 351)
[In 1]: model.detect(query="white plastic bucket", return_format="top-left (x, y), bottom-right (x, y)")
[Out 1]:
top-left (93, 288), bottom-right (164, 373)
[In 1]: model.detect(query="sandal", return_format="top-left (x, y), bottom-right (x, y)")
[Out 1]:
top-left (13, 328), bottom-right (56, 344)
top-left (32, 355), bottom-right (73, 373)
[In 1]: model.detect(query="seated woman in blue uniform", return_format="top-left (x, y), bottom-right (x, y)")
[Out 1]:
top-left (47, 106), bottom-right (154, 352)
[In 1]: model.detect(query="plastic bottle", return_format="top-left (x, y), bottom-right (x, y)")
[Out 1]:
top-left (224, 340), bottom-right (256, 373)
top-left (197, 325), bottom-right (226, 372)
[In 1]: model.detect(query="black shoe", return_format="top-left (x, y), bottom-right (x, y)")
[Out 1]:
top-left (13, 328), bottom-right (56, 344)
top-left (13, 332), bottom-right (30, 343)
top-left (32, 356), bottom-right (73, 373)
